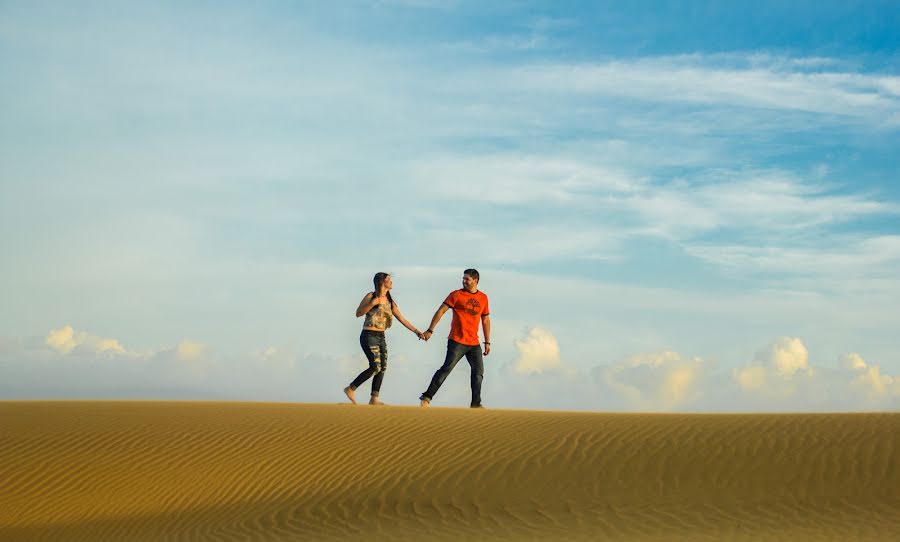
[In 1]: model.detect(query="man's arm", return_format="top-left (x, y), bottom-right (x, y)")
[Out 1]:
top-left (422, 304), bottom-right (450, 341)
top-left (482, 314), bottom-right (491, 355)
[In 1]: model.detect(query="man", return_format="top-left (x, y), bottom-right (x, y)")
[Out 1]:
top-left (420, 269), bottom-right (491, 408)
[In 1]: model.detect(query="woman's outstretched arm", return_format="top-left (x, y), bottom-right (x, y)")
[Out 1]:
top-left (392, 303), bottom-right (423, 338)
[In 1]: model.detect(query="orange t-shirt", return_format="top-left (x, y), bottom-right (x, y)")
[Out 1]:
top-left (442, 289), bottom-right (490, 346)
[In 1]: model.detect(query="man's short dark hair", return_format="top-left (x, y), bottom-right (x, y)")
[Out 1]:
top-left (464, 268), bottom-right (480, 281)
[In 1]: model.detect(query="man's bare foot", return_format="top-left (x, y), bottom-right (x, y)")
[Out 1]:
top-left (343, 386), bottom-right (357, 404)
top-left (419, 399), bottom-right (430, 407)
top-left (369, 396), bottom-right (385, 406)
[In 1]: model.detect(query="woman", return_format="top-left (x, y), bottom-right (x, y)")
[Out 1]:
top-left (344, 272), bottom-right (423, 405)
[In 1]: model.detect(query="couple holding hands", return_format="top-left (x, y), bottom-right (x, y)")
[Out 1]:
top-left (343, 269), bottom-right (491, 408)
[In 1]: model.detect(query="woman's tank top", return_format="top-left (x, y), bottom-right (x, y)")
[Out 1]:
top-left (363, 295), bottom-right (393, 330)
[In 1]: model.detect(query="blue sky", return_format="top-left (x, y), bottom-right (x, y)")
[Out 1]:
top-left (2, 1), bottom-right (899, 410)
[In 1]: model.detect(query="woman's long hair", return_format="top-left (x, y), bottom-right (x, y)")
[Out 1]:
top-left (373, 272), bottom-right (394, 308)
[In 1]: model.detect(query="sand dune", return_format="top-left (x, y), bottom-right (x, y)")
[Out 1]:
top-left (1, 402), bottom-right (898, 541)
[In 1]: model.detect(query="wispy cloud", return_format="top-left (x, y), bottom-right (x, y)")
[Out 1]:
top-left (619, 170), bottom-right (897, 245)
top-left (686, 235), bottom-right (900, 281)
top-left (507, 56), bottom-right (900, 121)
top-left (410, 154), bottom-right (641, 204)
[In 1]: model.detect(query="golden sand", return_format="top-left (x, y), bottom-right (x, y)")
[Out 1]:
top-left (1, 402), bottom-right (898, 541)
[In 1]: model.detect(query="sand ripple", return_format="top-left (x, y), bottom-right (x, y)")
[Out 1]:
top-left (1, 402), bottom-right (898, 541)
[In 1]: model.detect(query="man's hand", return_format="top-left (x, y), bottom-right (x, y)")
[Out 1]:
top-left (422, 330), bottom-right (433, 342)
top-left (483, 342), bottom-right (491, 356)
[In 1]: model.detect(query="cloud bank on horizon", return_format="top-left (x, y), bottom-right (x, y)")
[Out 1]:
top-left (1, 1), bottom-right (898, 410)
top-left (1, 324), bottom-right (897, 411)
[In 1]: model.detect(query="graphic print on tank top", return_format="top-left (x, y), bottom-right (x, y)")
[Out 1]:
top-left (364, 297), bottom-right (393, 330)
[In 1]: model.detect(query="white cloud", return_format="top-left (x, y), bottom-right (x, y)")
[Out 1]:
top-left (761, 337), bottom-right (811, 377)
top-left (174, 340), bottom-right (208, 362)
top-left (0, 326), bottom-right (355, 402)
top-left (735, 366), bottom-right (767, 391)
top-left (851, 365), bottom-right (896, 397)
top-left (509, 56), bottom-right (900, 119)
top-left (511, 327), bottom-right (563, 375)
top-left (413, 221), bottom-right (624, 266)
top-left (838, 353), bottom-right (900, 407)
top-left (3, 325), bottom-right (899, 411)
top-left (688, 235), bottom-right (900, 278)
top-left (624, 171), bottom-right (897, 244)
top-left (410, 154), bottom-right (640, 205)
top-left (690, 174), bottom-right (891, 230)
top-left (34, 325), bottom-right (211, 365)
top-left (733, 342), bottom-right (899, 410)
top-left (733, 337), bottom-right (813, 400)
top-left (410, 155), bottom-right (895, 238)
top-left (684, 235), bottom-right (900, 299)
top-left (599, 350), bottom-right (712, 411)
top-left (492, 327), bottom-right (590, 411)
top-left (408, 156), bottom-right (895, 271)
top-left (45, 325), bottom-right (132, 357)
top-left (839, 352), bottom-right (868, 371)
top-left (441, 33), bottom-right (552, 54)
top-left (251, 346), bottom-right (295, 367)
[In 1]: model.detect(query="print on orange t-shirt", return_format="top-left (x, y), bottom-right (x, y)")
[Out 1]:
top-left (442, 289), bottom-right (490, 346)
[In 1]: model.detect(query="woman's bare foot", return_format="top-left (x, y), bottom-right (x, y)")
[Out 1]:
top-left (343, 386), bottom-right (357, 404)
top-left (368, 397), bottom-right (385, 406)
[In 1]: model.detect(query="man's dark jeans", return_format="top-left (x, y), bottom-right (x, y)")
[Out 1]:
top-left (421, 339), bottom-right (484, 406)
